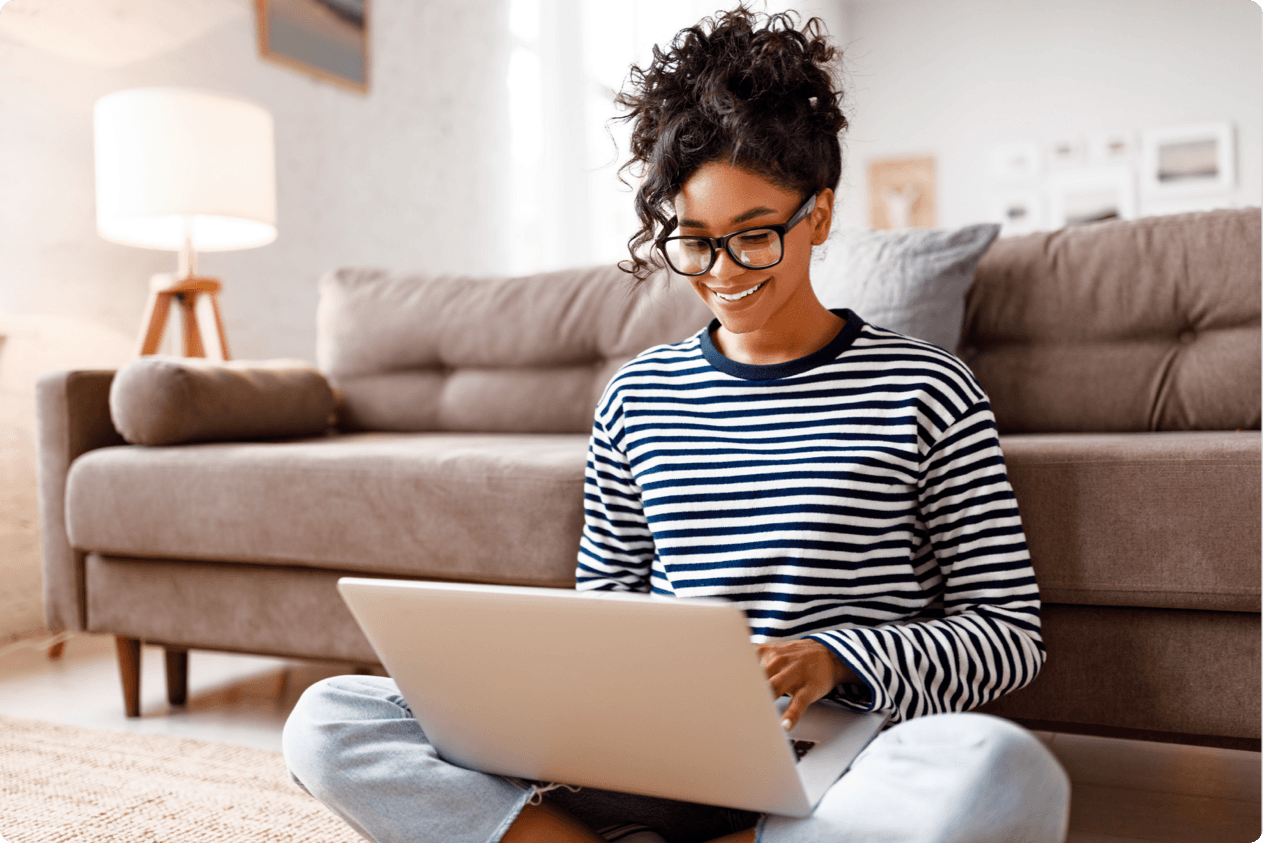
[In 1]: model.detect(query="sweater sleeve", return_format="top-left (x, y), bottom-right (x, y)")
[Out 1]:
top-left (575, 408), bottom-right (654, 593)
top-left (807, 401), bottom-right (1046, 724)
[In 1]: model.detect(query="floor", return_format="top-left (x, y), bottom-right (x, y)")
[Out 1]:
top-left (1, 632), bottom-right (1259, 843)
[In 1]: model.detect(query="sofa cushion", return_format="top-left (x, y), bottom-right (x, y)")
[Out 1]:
top-left (316, 265), bottom-right (711, 433)
top-left (810, 222), bottom-right (1000, 353)
top-left (65, 428), bottom-right (1260, 614)
top-left (65, 432), bottom-right (590, 587)
top-left (962, 208), bottom-right (1261, 432)
top-left (1001, 430), bottom-right (1261, 612)
top-left (109, 356), bottom-right (337, 446)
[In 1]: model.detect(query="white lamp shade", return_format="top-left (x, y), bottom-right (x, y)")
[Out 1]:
top-left (94, 88), bottom-right (277, 252)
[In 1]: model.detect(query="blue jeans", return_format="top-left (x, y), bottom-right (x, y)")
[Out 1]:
top-left (282, 675), bottom-right (1070, 843)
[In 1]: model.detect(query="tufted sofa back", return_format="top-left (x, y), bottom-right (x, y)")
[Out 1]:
top-left (961, 208), bottom-right (1261, 433)
top-left (319, 208), bottom-right (1260, 436)
top-left (317, 264), bottom-right (712, 432)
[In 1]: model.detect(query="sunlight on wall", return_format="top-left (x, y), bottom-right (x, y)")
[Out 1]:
top-left (0, 314), bottom-right (134, 638)
top-left (504, 0), bottom-right (731, 275)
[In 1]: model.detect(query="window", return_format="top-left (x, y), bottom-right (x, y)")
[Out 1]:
top-left (506, 1), bottom-right (804, 274)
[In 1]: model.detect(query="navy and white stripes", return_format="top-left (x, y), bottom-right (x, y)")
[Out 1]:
top-left (576, 310), bottom-right (1045, 724)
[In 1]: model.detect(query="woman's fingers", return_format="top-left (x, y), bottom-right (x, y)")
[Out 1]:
top-left (780, 688), bottom-right (812, 731)
top-left (756, 639), bottom-right (838, 730)
top-left (773, 666), bottom-right (827, 731)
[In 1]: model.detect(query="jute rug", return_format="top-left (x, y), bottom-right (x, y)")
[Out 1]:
top-left (0, 715), bottom-right (362, 842)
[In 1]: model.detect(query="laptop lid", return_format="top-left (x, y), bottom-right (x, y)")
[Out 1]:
top-left (337, 577), bottom-right (887, 817)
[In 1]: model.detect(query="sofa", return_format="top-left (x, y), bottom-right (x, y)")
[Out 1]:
top-left (37, 208), bottom-right (1261, 750)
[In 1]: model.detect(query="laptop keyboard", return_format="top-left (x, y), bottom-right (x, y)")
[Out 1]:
top-left (790, 739), bottom-right (817, 762)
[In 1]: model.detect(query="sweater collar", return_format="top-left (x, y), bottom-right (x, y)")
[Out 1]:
top-left (699, 309), bottom-right (864, 381)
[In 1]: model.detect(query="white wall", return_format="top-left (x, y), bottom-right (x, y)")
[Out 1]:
top-left (833, 0), bottom-right (1262, 230)
top-left (0, 0), bottom-right (514, 637)
top-left (0, 0), bottom-right (512, 362)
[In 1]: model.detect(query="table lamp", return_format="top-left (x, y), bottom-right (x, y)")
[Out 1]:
top-left (93, 88), bottom-right (277, 359)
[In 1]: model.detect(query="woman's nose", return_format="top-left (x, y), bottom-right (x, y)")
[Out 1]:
top-left (708, 247), bottom-right (744, 281)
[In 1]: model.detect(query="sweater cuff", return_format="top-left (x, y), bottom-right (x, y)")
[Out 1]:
top-left (808, 630), bottom-right (887, 714)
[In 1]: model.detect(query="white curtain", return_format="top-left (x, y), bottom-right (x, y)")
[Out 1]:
top-left (505, 0), bottom-right (840, 275)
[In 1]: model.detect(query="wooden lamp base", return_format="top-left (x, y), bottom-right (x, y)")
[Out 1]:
top-left (138, 274), bottom-right (231, 359)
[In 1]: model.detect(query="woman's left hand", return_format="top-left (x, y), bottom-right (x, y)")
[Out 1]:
top-left (756, 639), bottom-right (857, 731)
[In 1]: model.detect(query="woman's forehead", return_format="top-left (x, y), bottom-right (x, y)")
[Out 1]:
top-left (674, 162), bottom-right (798, 229)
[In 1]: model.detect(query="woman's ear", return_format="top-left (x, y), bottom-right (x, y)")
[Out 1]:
top-left (810, 188), bottom-right (835, 246)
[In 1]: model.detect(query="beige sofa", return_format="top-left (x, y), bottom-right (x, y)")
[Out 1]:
top-left (38, 208), bottom-right (1261, 749)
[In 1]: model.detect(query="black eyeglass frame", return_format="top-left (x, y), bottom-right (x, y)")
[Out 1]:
top-left (655, 192), bottom-right (818, 277)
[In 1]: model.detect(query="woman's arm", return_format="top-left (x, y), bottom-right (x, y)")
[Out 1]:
top-left (576, 415), bottom-right (655, 592)
top-left (806, 401), bottom-right (1046, 724)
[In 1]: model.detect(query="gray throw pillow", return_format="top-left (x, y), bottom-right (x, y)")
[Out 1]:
top-left (810, 223), bottom-right (1001, 353)
top-left (110, 356), bottom-right (337, 446)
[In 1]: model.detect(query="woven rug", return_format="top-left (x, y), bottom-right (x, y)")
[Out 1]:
top-left (0, 715), bottom-right (361, 842)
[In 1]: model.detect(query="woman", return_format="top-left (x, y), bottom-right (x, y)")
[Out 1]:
top-left (283, 8), bottom-right (1070, 843)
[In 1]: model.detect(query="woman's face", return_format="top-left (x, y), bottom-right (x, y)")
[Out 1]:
top-left (671, 161), bottom-right (833, 340)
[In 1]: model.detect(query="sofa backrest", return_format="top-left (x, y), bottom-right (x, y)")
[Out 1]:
top-left (317, 264), bottom-right (712, 432)
top-left (961, 207), bottom-right (1262, 433)
top-left (320, 208), bottom-right (1260, 436)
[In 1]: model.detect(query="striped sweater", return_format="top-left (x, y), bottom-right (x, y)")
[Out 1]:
top-left (576, 310), bottom-right (1045, 724)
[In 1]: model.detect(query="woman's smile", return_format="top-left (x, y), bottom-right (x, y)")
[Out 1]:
top-left (708, 279), bottom-right (769, 303)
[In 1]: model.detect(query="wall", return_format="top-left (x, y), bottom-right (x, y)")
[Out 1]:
top-left (0, 0), bottom-right (512, 361)
top-left (833, 0), bottom-right (1262, 230)
top-left (0, 0), bottom-right (513, 637)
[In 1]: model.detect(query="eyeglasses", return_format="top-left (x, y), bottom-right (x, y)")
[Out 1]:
top-left (656, 193), bottom-right (817, 277)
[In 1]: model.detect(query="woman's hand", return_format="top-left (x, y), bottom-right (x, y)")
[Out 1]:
top-left (756, 639), bottom-right (857, 731)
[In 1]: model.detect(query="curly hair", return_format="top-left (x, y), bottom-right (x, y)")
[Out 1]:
top-left (614, 6), bottom-right (847, 280)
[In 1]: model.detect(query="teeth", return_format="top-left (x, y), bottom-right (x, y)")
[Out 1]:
top-left (716, 281), bottom-right (765, 302)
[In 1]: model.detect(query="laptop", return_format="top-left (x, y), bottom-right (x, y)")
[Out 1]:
top-left (336, 577), bottom-right (890, 817)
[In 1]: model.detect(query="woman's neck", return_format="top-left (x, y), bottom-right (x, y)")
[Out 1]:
top-left (711, 294), bottom-right (845, 366)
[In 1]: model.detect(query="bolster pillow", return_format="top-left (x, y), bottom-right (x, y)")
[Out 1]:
top-left (110, 356), bottom-right (337, 446)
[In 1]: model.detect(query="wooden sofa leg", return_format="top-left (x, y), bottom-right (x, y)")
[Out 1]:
top-left (165, 648), bottom-right (188, 706)
top-left (115, 636), bottom-right (141, 718)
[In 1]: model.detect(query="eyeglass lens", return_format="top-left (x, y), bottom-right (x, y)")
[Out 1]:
top-left (663, 229), bottom-right (783, 275)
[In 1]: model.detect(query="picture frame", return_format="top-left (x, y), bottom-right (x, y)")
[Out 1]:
top-left (987, 142), bottom-right (1042, 182)
top-left (1047, 137), bottom-right (1087, 169)
top-left (256, 0), bottom-right (370, 94)
top-left (1047, 167), bottom-right (1135, 229)
top-left (1088, 130), bottom-right (1136, 166)
top-left (990, 192), bottom-right (1044, 236)
top-left (1140, 122), bottom-right (1235, 196)
top-left (868, 156), bottom-right (936, 230)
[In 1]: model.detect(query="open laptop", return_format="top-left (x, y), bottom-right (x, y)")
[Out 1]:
top-left (337, 577), bottom-right (890, 817)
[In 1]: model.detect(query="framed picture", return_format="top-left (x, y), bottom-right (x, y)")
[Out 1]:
top-left (1088, 130), bottom-right (1136, 166)
top-left (990, 192), bottom-right (1044, 236)
top-left (1047, 137), bottom-right (1087, 169)
top-left (256, 0), bottom-right (369, 94)
top-left (868, 156), bottom-right (936, 230)
top-left (1047, 167), bottom-right (1135, 229)
top-left (1141, 123), bottom-right (1235, 196)
top-left (987, 142), bottom-right (1041, 182)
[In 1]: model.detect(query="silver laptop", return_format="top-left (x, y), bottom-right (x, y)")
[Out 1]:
top-left (337, 577), bottom-right (889, 817)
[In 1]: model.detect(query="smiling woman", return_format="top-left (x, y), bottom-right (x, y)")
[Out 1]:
top-left (281, 8), bottom-right (1069, 843)
top-left (665, 163), bottom-right (840, 365)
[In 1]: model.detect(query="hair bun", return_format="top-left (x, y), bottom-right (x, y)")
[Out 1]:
top-left (616, 6), bottom-right (847, 281)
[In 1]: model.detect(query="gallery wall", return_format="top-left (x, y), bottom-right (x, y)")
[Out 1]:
top-left (832, 0), bottom-right (1263, 231)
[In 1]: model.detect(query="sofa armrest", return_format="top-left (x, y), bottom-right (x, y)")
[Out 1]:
top-left (36, 369), bottom-right (126, 631)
